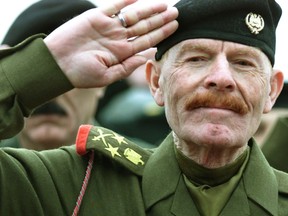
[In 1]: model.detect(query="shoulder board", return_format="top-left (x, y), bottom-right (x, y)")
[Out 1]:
top-left (273, 168), bottom-right (288, 195)
top-left (76, 125), bottom-right (152, 176)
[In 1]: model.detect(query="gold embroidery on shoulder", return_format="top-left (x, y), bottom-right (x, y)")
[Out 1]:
top-left (91, 128), bottom-right (145, 166)
top-left (124, 148), bottom-right (145, 165)
top-left (105, 144), bottom-right (121, 158)
top-left (111, 132), bottom-right (128, 145)
top-left (92, 128), bottom-right (111, 147)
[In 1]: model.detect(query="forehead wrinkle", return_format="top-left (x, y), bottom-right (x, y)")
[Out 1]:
top-left (222, 41), bottom-right (263, 59)
top-left (175, 40), bottom-right (220, 59)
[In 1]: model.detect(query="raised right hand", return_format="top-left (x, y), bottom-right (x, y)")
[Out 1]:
top-left (44, 0), bottom-right (178, 88)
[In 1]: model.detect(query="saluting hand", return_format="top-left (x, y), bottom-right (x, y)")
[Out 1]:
top-left (44, 0), bottom-right (178, 88)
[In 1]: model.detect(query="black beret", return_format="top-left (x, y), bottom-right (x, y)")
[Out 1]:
top-left (155, 0), bottom-right (282, 66)
top-left (2, 0), bottom-right (96, 46)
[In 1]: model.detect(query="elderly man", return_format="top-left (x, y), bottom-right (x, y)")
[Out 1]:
top-left (141, 0), bottom-right (286, 215)
top-left (0, 0), bottom-right (287, 215)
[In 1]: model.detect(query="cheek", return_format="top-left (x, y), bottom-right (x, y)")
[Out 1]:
top-left (241, 77), bottom-right (269, 114)
top-left (163, 76), bottom-right (193, 116)
top-left (255, 77), bottom-right (270, 109)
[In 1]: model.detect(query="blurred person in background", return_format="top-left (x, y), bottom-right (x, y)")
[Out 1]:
top-left (254, 82), bottom-right (288, 172)
top-left (0, 0), bottom-right (106, 150)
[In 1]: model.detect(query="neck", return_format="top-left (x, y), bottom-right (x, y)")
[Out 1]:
top-left (172, 132), bottom-right (248, 169)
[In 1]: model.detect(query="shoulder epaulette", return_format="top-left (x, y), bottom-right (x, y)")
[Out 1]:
top-left (76, 124), bottom-right (152, 175)
top-left (273, 168), bottom-right (288, 195)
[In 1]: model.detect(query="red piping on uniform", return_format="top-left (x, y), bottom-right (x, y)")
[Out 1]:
top-left (76, 124), bottom-right (93, 155)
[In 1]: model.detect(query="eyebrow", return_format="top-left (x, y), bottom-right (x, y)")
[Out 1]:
top-left (176, 42), bottom-right (216, 59)
top-left (176, 41), bottom-right (263, 60)
top-left (229, 49), bottom-right (262, 59)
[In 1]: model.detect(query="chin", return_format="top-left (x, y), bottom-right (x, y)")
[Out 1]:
top-left (188, 127), bottom-right (237, 148)
top-left (202, 138), bottom-right (232, 148)
top-left (29, 126), bottom-right (73, 141)
top-left (33, 135), bottom-right (71, 149)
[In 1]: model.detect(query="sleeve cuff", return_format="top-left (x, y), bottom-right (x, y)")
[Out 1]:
top-left (2, 36), bottom-right (73, 113)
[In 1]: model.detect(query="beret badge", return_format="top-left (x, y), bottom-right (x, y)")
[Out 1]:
top-left (156, 0), bottom-right (282, 65)
top-left (245, 12), bottom-right (265, 35)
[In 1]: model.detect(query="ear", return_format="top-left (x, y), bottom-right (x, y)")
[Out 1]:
top-left (263, 69), bottom-right (284, 113)
top-left (146, 60), bottom-right (164, 106)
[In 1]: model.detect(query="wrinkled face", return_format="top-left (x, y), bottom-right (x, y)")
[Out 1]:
top-left (148, 39), bottom-right (281, 149)
top-left (21, 88), bottom-right (104, 149)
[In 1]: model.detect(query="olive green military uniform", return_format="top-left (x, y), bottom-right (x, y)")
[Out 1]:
top-left (0, 36), bottom-right (73, 139)
top-left (1, 36), bottom-right (288, 215)
top-left (0, 124), bottom-right (288, 215)
top-left (262, 116), bottom-right (288, 173)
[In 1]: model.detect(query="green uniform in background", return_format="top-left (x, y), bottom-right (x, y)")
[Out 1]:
top-left (262, 116), bottom-right (288, 173)
top-left (261, 83), bottom-right (288, 173)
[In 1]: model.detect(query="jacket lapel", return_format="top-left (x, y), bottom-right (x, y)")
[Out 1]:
top-left (142, 133), bottom-right (199, 216)
top-left (242, 139), bottom-right (278, 215)
top-left (170, 176), bottom-right (201, 216)
top-left (220, 180), bottom-right (250, 215)
top-left (221, 140), bottom-right (278, 215)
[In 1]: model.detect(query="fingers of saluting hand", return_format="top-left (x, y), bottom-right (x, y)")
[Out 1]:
top-left (45, 0), bottom-right (178, 88)
top-left (106, 1), bottom-right (174, 30)
top-left (125, 7), bottom-right (179, 52)
top-left (102, 0), bottom-right (179, 50)
top-left (98, 1), bottom-right (178, 85)
top-left (125, 4), bottom-right (178, 36)
top-left (100, 0), bottom-right (138, 16)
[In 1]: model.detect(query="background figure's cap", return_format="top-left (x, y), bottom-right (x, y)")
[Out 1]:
top-left (155, 0), bottom-right (282, 66)
top-left (2, 0), bottom-right (96, 46)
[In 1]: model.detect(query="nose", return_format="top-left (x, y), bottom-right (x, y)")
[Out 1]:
top-left (204, 56), bottom-right (236, 92)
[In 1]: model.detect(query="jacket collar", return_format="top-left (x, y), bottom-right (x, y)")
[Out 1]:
top-left (142, 134), bottom-right (201, 215)
top-left (142, 133), bottom-right (181, 209)
top-left (142, 134), bottom-right (279, 215)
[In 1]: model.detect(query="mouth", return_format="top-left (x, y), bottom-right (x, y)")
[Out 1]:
top-left (194, 104), bottom-right (235, 111)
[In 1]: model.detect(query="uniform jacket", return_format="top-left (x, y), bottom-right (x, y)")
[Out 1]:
top-left (0, 37), bottom-right (288, 215)
top-left (2, 125), bottom-right (287, 215)
top-left (82, 125), bottom-right (288, 215)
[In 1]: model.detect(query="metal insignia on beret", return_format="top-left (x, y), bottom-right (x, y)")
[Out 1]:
top-left (245, 12), bottom-right (265, 35)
